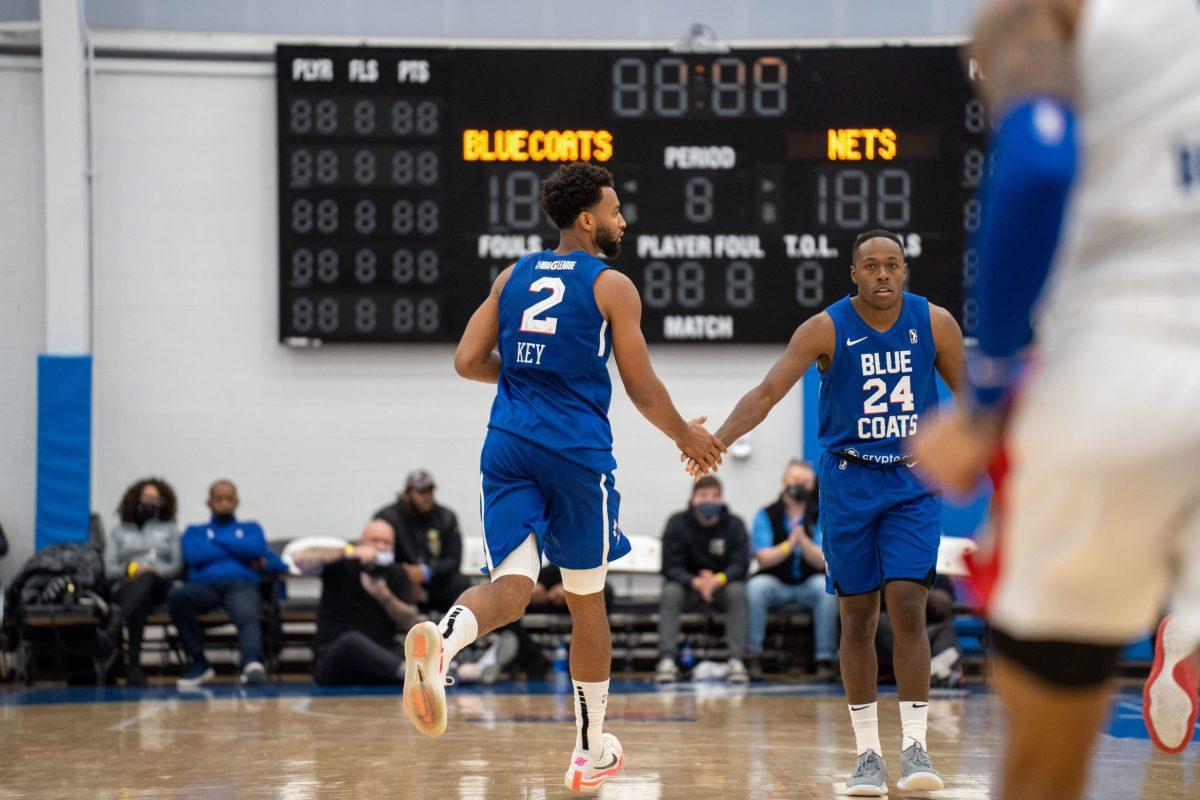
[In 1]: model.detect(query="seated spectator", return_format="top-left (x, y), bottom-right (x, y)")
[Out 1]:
top-left (104, 477), bottom-right (182, 687)
top-left (373, 469), bottom-right (470, 613)
top-left (168, 479), bottom-right (272, 689)
top-left (528, 564), bottom-right (614, 614)
top-left (655, 476), bottom-right (750, 684)
top-left (876, 574), bottom-right (962, 687)
top-left (292, 520), bottom-right (419, 686)
top-left (745, 458), bottom-right (839, 679)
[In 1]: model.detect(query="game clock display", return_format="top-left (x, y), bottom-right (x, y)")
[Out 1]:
top-left (276, 44), bottom-right (986, 344)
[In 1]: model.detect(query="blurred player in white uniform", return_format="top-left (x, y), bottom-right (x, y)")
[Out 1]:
top-left (913, 0), bottom-right (1200, 798)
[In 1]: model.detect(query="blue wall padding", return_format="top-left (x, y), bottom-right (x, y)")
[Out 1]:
top-left (801, 366), bottom-right (991, 538)
top-left (36, 354), bottom-right (92, 549)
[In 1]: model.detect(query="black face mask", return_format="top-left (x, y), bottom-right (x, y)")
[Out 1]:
top-left (134, 502), bottom-right (159, 525)
top-left (213, 512), bottom-right (235, 526)
top-left (785, 485), bottom-right (812, 503)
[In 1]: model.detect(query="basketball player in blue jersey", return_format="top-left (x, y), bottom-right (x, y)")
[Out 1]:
top-left (694, 229), bottom-right (966, 795)
top-left (401, 161), bottom-right (725, 793)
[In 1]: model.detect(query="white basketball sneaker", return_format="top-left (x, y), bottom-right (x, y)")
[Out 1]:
top-left (403, 621), bottom-right (453, 737)
top-left (564, 732), bottom-right (624, 793)
top-left (1143, 614), bottom-right (1200, 754)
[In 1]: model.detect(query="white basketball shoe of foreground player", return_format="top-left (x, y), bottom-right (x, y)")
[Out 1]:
top-left (564, 732), bottom-right (624, 793)
top-left (403, 621), bottom-right (452, 737)
top-left (1143, 615), bottom-right (1200, 754)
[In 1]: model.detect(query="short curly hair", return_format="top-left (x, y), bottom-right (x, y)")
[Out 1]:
top-left (117, 477), bottom-right (178, 525)
top-left (539, 162), bottom-right (615, 229)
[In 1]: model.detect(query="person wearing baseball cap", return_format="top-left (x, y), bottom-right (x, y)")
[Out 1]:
top-left (372, 470), bottom-right (470, 614)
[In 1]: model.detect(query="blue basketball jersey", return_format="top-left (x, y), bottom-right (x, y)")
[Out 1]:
top-left (817, 292), bottom-right (939, 465)
top-left (487, 249), bottom-right (616, 472)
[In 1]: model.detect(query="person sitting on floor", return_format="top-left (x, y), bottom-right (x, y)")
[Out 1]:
top-left (292, 520), bottom-right (419, 686)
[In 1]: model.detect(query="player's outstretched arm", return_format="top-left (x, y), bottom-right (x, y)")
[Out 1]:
top-left (453, 265), bottom-right (513, 384)
top-left (712, 313), bottom-right (834, 448)
top-left (595, 269), bottom-right (726, 473)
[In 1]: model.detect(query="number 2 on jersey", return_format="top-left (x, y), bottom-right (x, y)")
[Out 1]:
top-left (862, 375), bottom-right (914, 414)
top-left (520, 277), bottom-right (565, 335)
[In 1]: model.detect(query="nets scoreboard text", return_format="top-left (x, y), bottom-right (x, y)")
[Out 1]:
top-left (276, 45), bottom-right (986, 344)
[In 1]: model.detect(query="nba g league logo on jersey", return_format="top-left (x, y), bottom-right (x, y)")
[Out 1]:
top-left (909, 329), bottom-right (918, 344)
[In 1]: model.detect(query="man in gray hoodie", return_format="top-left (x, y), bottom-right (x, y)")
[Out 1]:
top-left (105, 477), bottom-right (182, 686)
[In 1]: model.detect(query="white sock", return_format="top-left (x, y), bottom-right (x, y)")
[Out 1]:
top-left (437, 605), bottom-right (478, 663)
top-left (573, 679), bottom-right (609, 761)
top-left (899, 700), bottom-right (929, 750)
top-left (849, 701), bottom-right (882, 756)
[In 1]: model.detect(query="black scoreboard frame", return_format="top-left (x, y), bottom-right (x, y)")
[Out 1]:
top-left (275, 42), bottom-right (987, 345)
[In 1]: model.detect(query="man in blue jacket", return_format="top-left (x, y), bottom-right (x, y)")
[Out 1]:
top-left (168, 479), bottom-right (271, 688)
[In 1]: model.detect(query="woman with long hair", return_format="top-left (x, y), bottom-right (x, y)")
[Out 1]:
top-left (104, 477), bottom-right (182, 686)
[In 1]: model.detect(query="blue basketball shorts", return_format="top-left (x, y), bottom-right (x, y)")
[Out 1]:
top-left (817, 450), bottom-right (941, 596)
top-left (479, 428), bottom-right (631, 573)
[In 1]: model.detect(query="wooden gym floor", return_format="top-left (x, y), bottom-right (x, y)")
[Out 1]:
top-left (0, 679), bottom-right (1195, 799)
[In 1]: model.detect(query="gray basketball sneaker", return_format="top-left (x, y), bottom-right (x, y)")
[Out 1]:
top-left (845, 750), bottom-right (889, 796)
top-left (898, 741), bottom-right (944, 791)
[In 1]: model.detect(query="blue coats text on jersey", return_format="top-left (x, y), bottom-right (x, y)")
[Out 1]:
top-left (817, 292), bottom-right (939, 465)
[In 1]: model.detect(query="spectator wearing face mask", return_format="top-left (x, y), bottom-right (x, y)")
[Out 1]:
top-left (104, 477), bottom-right (183, 687)
top-left (745, 458), bottom-right (839, 680)
top-left (291, 520), bottom-right (419, 686)
top-left (655, 476), bottom-right (750, 684)
top-left (168, 479), bottom-right (272, 689)
top-left (372, 470), bottom-right (470, 614)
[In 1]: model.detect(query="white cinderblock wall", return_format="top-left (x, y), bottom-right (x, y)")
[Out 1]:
top-left (0, 63), bottom-right (45, 584)
top-left (0, 59), bottom-right (802, 582)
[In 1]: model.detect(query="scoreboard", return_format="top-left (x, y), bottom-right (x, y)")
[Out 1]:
top-left (276, 44), bottom-right (986, 344)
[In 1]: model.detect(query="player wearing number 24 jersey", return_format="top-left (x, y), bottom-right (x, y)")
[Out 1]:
top-left (402, 162), bottom-right (724, 794)
top-left (698, 229), bottom-right (966, 796)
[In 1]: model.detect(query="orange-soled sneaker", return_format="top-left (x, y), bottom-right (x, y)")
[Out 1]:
top-left (564, 732), bottom-right (624, 794)
top-left (403, 621), bottom-right (452, 737)
top-left (1143, 614), bottom-right (1200, 754)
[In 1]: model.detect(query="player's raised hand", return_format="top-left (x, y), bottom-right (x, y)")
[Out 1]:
top-left (908, 407), bottom-right (1002, 495)
top-left (675, 416), bottom-right (726, 476)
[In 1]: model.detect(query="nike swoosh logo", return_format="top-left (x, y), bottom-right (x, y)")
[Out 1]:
top-left (594, 753), bottom-right (619, 770)
top-left (850, 704), bottom-right (873, 711)
top-left (912, 703), bottom-right (928, 708)
top-left (846, 336), bottom-right (869, 346)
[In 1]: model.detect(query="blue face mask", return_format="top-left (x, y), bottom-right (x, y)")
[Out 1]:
top-left (694, 502), bottom-right (722, 520)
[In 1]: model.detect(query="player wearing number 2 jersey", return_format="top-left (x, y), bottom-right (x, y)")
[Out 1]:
top-left (401, 162), bottom-right (725, 794)
top-left (701, 229), bottom-right (965, 796)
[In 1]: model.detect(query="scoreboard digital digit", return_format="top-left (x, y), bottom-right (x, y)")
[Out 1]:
top-left (276, 44), bottom-right (985, 345)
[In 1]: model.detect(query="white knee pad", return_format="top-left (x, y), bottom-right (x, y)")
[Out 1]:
top-left (490, 533), bottom-right (540, 583)
top-left (560, 564), bottom-right (609, 596)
